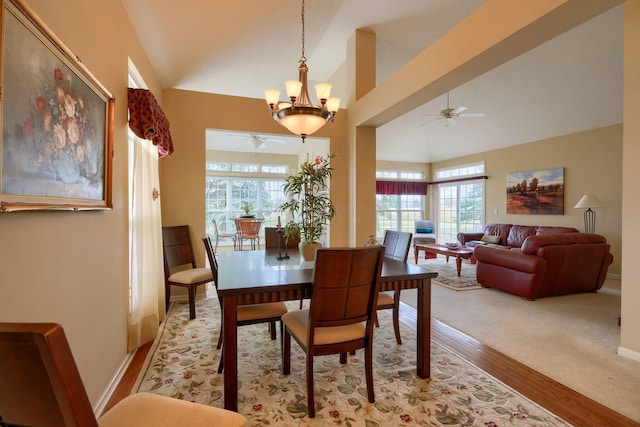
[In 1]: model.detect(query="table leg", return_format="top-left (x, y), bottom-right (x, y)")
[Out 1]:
top-left (222, 295), bottom-right (238, 411)
top-left (416, 278), bottom-right (431, 379)
top-left (414, 246), bottom-right (419, 264)
top-left (455, 257), bottom-right (462, 277)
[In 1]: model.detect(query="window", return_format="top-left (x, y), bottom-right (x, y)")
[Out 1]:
top-left (205, 161), bottom-right (290, 244)
top-left (434, 163), bottom-right (485, 243)
top-left (375, 170), bottom-right (425, 237)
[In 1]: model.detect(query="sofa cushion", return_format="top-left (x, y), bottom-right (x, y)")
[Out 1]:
top-left (482, 224), bottom-right (512, 246)
top-left (506, 225), bottom-right (537, 247)
top-left (416, 227), bottom-right (433, 234)
top-left (480, 235), bottom-right (501, 244)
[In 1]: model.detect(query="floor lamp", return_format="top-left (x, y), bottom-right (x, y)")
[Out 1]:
top-left (574, 194), bottom-right (604, 233)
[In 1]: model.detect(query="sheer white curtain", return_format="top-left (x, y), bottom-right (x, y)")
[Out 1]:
top-left (127, 131), bottom-right (164, 351)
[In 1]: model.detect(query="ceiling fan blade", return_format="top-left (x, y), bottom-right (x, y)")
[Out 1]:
top-left (451, 106), bottom-right (467, 115)
top-left (418, 116), bottom-right (443, 127)
top-left (458, 112), bottom-right (486, 118)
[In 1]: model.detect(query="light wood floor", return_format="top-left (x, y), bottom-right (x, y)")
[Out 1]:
top-left (104, 303), bottom-right (639, 427)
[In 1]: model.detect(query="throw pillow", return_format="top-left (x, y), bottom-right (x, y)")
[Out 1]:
top-left (416, 227), bottom-right (433, 234)
top-left (480, 234), bottom-right (501, 244)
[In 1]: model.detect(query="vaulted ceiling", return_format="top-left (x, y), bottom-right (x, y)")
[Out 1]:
top-left (121, 0), bottom-right (624, 163)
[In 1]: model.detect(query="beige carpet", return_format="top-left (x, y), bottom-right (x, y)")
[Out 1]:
top-left (403, 253), bottom-right (640, 422)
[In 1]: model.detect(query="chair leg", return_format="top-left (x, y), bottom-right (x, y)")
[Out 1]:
top-left (374, 311), bottom-right (379, 328)
top-left (365, 342), bottom-right (375, 403)
top-left (165, 283), bottom-right (171, 313)
top-left (216, 327), bottom-right (223, 350)
top-left (392, 291), bottom-right (402, 345)
top-left (218, 347), bottom-right (224, 373)
top-left (340, 353), bottom-right (347, 364)
top-left (282, 327), bottom-right (291, 375)
top-left (306, 352), bottom-right (315, 418)
top-left (269, 321), bottom-right (277, 340)
top-left (187, 285), bottom-right (197, 319)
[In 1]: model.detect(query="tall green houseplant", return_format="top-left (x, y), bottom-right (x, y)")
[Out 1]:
top-left (279, 153), bottom-right (336, 249)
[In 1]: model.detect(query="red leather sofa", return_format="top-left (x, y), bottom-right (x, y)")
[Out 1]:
top-left (473, 233), bottom-right (613, 300)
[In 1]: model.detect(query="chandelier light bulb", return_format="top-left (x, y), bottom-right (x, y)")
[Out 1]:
top-left (264, 89), bottom-right (280, 107)
top-left (326, 97), bottom-right (340, 114)
top-left (285, 80), bottom-right (302, 100)
top-left (314, 83), bottom-right (332, 103)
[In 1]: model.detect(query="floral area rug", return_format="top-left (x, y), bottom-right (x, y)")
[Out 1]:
top-left (415, 254), bottom-right (483, 291)
top-left (134, 295), bottom-right (570, 426)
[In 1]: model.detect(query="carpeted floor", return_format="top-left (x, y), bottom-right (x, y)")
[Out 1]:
top-left (134, 295), bottom-right (571, 426)
top-left (405, 253), bottom-right (640, 422)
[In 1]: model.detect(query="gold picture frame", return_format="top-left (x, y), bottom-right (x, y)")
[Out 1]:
top-left (1, 0), bottom-right (114, 211)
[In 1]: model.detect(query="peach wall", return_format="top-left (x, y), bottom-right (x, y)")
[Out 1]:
top-left (432, 125), bottom-right (623, 276)
top-left (0, 0), bottom-right (161, 406)
top-left (160, 89), bottom-right (350, 268)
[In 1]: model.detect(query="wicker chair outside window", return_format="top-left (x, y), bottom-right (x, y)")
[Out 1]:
top-left (234, 218), bottom-right (264, 250)
top-left (212, 218), bottom-right (237, 251)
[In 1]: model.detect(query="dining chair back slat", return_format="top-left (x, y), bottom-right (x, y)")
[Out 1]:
top-left (376, 230), bottom-right (413, 344)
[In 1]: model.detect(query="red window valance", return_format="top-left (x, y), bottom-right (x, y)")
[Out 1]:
top-left (376, 180), bottom-right (428, 195)
top-left (127, 88), bottom-right (174, 157)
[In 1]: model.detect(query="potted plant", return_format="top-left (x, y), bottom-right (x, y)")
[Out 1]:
top-left (240, 204), bottom-right (254, 218)
top-left (279, 153), bottom-right (336, 261)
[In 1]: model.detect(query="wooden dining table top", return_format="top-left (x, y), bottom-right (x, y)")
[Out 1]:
top-left (216, 248), bottom-right (437, 296)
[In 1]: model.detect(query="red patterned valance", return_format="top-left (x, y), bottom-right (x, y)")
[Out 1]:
top-left (127, 88), bottom-right (174, 157)
top-left (376, 180), bottom-right (428, 195)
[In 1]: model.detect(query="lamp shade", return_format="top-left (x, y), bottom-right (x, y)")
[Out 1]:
top-left (574, 194), bottom-right (604, 209)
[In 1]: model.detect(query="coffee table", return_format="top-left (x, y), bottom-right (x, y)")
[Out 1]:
top-left (414, 243), bottom-right (476, 277)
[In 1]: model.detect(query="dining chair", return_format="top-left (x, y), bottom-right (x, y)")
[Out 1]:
top-left (212, 218), bottom-right (237, 251)
top-left (281, 246), bottom-right (385, 418)
top-left (236, 218), bottom-right (263, 250)
top-left (162, 225), bottom-right (213, 319)
top-left (202, 234), bottom-right (288, 373)
top-left (0, 322), bottom-right (247, 427)
top-left (375, 230), bottom-right (413, 344)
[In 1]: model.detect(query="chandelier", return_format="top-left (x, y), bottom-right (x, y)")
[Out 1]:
top-left (264, 0), bottom-right (340, 142)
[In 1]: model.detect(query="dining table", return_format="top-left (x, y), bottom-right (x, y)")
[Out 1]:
top-left (216, 248), bottom-right (438, 412)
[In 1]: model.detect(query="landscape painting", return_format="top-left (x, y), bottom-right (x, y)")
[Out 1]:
top-left (506, 168), bottom-right (564, 215)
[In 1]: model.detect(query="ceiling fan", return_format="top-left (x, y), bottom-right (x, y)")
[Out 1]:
top-left (420, 92), bottom-right (486, 127)
top-left (245, 134), bottom-right (286, 152)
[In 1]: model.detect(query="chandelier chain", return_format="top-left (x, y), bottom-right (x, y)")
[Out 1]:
top-left (299, 0), bottom-right (306, 64)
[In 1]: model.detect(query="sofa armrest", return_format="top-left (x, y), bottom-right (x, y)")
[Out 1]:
top-left (457, 232), bottom-right (483, 245)
top-left (474, 245), bottom-right (545, 274)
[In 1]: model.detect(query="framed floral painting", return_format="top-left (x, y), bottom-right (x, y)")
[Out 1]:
top-left (1, 0), bottom-right (114, 211)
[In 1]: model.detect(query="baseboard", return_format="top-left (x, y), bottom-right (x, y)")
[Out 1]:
top-left (607, 272), bottom-right (621, 280)
top-left (617, 345), bottom-right (640, 363)
top-left (93, 351), bottom-right (136, 416)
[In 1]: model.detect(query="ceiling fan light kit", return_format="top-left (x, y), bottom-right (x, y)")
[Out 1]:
top-left (264, 0), bottom-right (340, 143)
